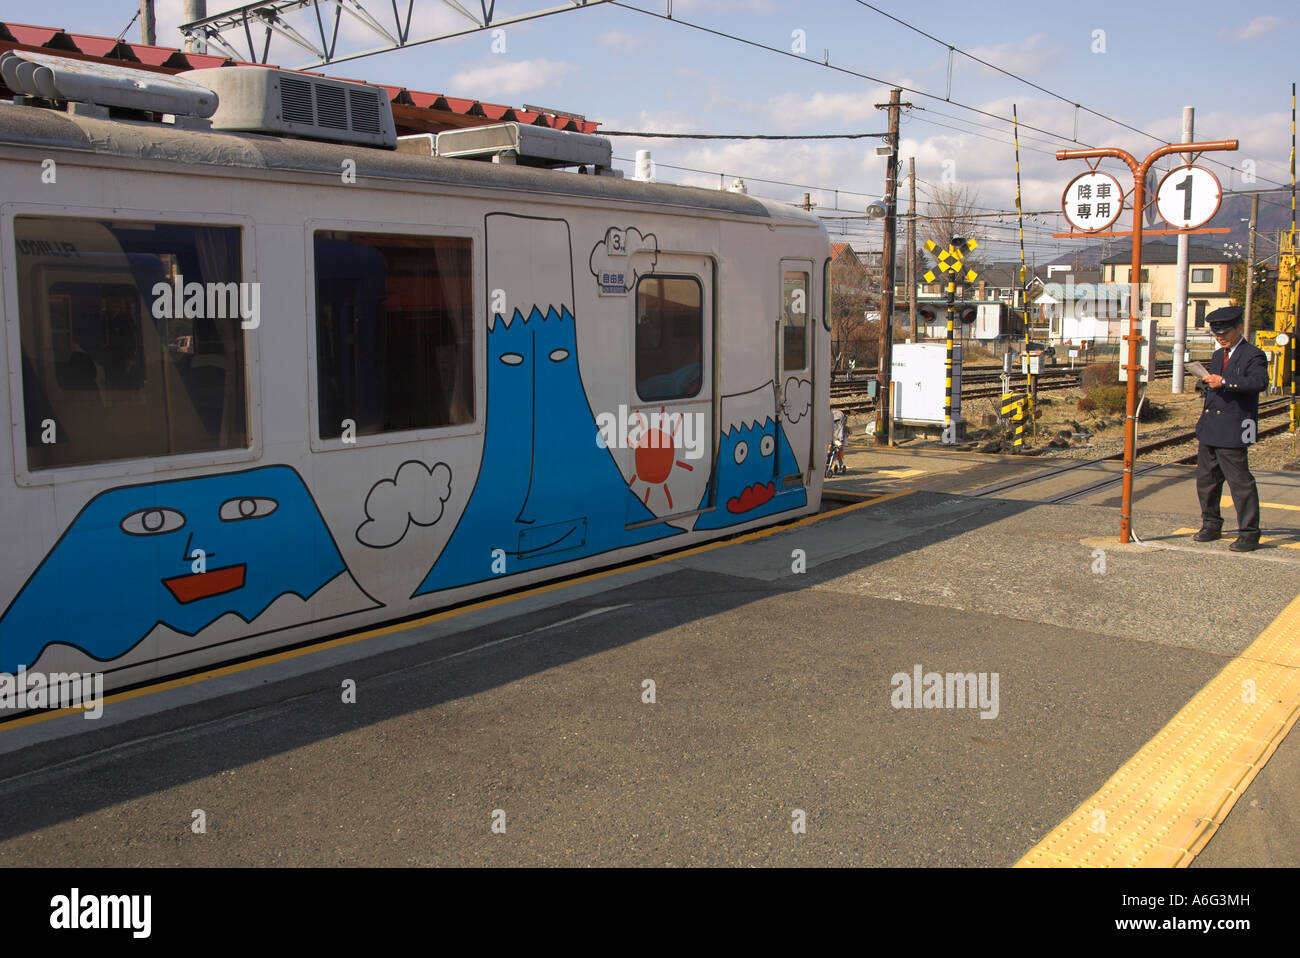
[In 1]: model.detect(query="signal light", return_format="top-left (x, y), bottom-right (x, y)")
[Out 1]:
top-left (959, 306), bottom-right (977, 324)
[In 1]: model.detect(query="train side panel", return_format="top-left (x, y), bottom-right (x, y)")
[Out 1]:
top-left (0, 129), bottom-right (828, 697)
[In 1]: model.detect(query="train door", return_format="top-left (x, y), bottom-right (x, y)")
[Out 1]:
top-left (778, 259), bottom-right (815, 486)
top-left (623, 254), bottom-right (715, 527)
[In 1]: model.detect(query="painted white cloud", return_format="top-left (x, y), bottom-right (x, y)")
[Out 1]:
top-left (356, 460), bottom-right (452, 549)
top-left (782, 377), bottom-right (812, 424)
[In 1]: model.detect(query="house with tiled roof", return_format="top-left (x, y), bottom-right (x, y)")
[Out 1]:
top-left (829, 243), bottom-right (874, 295)
top-left (1101, 242), bottom-right (1234, 331)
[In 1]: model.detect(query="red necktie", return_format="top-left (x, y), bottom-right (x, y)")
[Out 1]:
top-left (1222, 348), bottom-right (1230, 373)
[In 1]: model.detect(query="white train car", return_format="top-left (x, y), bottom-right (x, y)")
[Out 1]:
top-left (0, 59), bottom-right (829, 701)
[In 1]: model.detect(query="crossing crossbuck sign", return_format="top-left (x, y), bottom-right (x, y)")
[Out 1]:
top-left (922, 237), bottom-right (980, 284)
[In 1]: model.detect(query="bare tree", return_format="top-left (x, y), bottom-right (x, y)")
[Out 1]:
top-left (919, 183), bottom-right (982, 256)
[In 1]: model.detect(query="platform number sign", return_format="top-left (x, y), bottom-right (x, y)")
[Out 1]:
top-left (1061, 170), bottom-right (1123, 232)
top-left (1155, 164), bottom-right (1222, 230)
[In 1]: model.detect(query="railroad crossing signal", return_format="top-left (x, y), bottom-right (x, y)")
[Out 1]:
top-left (922, 238), bottom-right (980, 284)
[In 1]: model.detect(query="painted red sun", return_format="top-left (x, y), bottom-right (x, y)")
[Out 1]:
top-left (628, 407), bottom-right (693, 510)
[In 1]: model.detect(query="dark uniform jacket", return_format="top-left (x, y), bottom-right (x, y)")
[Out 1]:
top-left (1196, 340), bottom-right (1268, 448)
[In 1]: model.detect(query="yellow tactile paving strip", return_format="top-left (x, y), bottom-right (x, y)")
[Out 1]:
top-left (2, 489), bottom-right (913, 731)
top-left (1017, 591), bottom-right (1300, 867)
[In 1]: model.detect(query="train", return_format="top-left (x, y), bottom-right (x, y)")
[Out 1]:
top-left (0, 54), bottom-right (830, 704)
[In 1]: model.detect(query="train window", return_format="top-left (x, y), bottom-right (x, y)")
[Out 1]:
top-left (314, 231), bottom-right (473, 439)
top-left (14, 216), bottom-right (248, 471)
top-left (783, 269), bottom-right (809, 371)
top-left (636, 276), bottom-right (703, 402)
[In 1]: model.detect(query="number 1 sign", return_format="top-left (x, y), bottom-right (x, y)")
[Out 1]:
top-left (1154, 164), bottom-right (1222, 230)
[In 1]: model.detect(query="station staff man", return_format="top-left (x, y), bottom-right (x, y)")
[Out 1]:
top-left (1193, 306), bottom-right (1268, 551)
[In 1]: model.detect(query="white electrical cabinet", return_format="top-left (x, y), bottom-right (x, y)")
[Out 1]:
top-left (891, 342), bottom-right (962, 425)
top-left (1118, 319), bottom-right (1158, 383)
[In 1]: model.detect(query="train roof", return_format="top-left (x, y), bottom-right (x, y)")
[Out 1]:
top-left (0, 102), bottom-right (824, 228)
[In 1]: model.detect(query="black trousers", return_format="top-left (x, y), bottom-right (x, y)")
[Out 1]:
top-left (1196, 444), bottom-right (1260, 538)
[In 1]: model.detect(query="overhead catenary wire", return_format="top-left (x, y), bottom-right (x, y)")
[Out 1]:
top-left (847, 0), bottom-right (1286, 190)
top-left (610, 0), bottom-right (1287, 191)
top-left (599, 131), bottom-right (887, 140)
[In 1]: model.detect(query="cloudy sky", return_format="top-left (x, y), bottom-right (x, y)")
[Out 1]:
top-left (8, 0), bottom-right (1298, 263)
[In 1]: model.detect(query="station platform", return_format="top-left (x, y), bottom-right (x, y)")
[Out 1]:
top-left (1, 445), bottom-right (1298, 867)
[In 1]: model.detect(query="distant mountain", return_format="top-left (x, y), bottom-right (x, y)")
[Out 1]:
top-left (1045, 245), bottom-right (1108, 268)
top-left (1043, 187), bottom-right (1295, 269)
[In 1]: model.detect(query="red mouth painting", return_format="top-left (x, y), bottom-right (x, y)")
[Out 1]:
top-left (162, 564), bottom-right (247, 603)
top-left (726, 481), bottom-right (776, 514)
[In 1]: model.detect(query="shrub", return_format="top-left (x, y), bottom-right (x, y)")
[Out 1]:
top-left (1081, 361), bottom-right (1120, 390)
top-left (1089, 384), bottom-right (1128, 414)
top-left (1077, 395), bottom-right (1097, 412)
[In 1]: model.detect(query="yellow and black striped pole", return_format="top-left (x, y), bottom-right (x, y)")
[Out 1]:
top-left (951, 278), bottom-right (961, 431)
top-left (1013, 104), bottom-right (1028, 320)
top-left (1001, 392), bottom-right (1028, 448)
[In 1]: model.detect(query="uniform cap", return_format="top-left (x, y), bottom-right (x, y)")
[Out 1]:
top-left (1206, 305), bottom-right (1243, 332)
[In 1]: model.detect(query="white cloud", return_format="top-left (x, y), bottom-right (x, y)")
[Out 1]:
top-left (447, 58), bottom-right (577, 98)
top-left (599, 30), bottom-right (645, 50)
top-left (961, 34), bottom-right (1059, 78)
top-left (1236, 16), bottom-right (1284, 41)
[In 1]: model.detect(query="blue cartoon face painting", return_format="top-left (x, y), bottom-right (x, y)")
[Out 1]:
top-left (415, 300), bottom-right (681, 594)
top-left (0, 466), bottom-right (367, 673)
top-left (693, 415), bottom-right (806, 530)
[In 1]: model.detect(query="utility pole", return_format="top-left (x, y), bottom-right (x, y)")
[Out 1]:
top-left (874, 88), bottom-right (911, 443)
top-left (1244, 192), bottom-right (1259, 340)
top-left (140, 0), bottom-right (156, 45)
top-left (1173, 107), bottom-right (1194, 393)
top-left (908, 156), bottom-right (918, 340)
top-left (182, 1), bottom-right (207, 53)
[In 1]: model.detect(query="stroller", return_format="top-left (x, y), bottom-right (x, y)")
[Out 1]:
top-left (825, 408), bottom-right (847, 477)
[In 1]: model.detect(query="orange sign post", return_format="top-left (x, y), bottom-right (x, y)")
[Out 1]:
top-left (1054, 139), bottom-right (1238, 543)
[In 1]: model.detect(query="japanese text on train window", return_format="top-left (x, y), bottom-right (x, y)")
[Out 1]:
top-left (783, 269), bottom-right (809, 371)
top-left (314, 231), bottom-right (474, 439)
top-left (635, 275), bottom-right (703, 402)
top-left (14, 217), bottom-right (249, 470)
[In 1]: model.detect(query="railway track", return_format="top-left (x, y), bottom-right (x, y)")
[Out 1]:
top-left (969, 399), bottom-right (1294, 503)
top-left (831, 359), bottom-right (1178, 408)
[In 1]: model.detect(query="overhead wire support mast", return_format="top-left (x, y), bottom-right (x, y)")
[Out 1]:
top-left (1013, 104), bottom-right (1030, 404)
top-left (1055, 138), bottom-right (1239, 544)
top-left (180, 0), bottom-right (613, 68)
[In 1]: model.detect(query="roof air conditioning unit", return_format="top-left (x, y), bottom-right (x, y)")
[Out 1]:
top-left (181, 67), bottom-right (396, 149)
top-left (435, 122), bottom-right (616, 174)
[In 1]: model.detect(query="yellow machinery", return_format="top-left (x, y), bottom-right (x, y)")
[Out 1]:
top-left (1255, 230), bottom-right (1297, 424)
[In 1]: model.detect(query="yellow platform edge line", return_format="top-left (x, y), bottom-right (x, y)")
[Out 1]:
top-left (2, 489), bottom-right (915, 731)
top-left (1016, 590), bottom-right (1300, 868)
